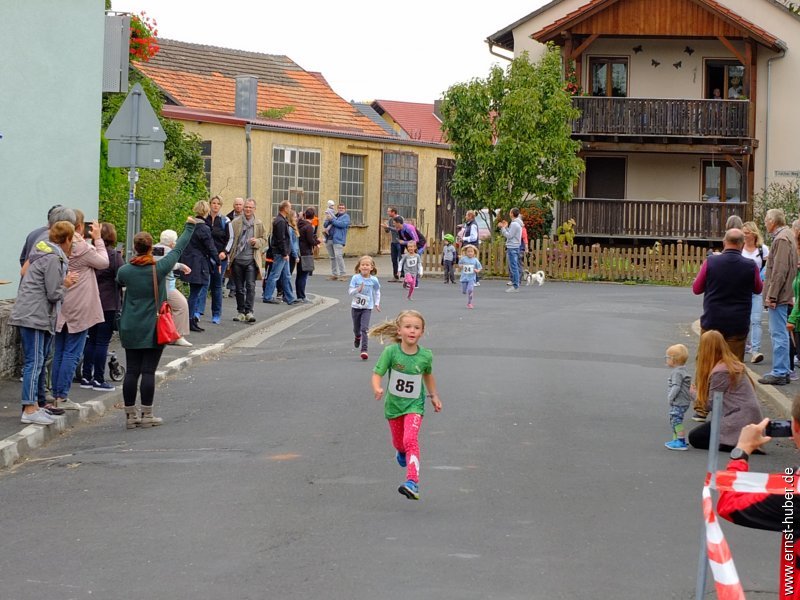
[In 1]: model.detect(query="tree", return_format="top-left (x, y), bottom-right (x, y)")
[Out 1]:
top-left (440, 45), bottom-right (584, 227)
top-left (99, 3), bottom-right (206, 244)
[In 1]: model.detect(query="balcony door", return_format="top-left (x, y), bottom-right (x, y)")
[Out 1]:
top-left (585, 156), bottom-right (626, 199)
top-left (705, 61), bottom-right (746, 100)
top-left (589, 57), bottom-right (628, 97)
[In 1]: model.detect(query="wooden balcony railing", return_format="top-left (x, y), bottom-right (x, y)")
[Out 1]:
top-left (572, 97), bottom-right (750, 138)
top-left (556, 198), bottom-right (748, 240)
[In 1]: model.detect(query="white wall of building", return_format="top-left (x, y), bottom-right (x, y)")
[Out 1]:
top-left (0, 0), bottom-right (104, 298)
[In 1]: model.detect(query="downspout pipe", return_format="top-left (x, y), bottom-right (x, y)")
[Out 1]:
top-left (245, 123), bottom-right (252, 198)
top-left (764, 49), bottom-right (787, 192)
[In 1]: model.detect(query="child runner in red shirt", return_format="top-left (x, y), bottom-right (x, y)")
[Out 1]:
top-left (370, 310), bottom-right (442, 500)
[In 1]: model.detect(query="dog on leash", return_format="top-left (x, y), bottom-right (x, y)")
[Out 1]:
top-left (523, 270), bottom-right (545, 286)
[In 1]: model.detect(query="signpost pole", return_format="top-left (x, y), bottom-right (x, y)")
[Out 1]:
top-left (125, 89), bottom-right (141, 260)
top-left (695, 390), bottom-right (723, 599)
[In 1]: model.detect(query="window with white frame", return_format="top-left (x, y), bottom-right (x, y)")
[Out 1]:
top-left (272, 146), bottom-right (321, 217)
top-left (339, 154), bottom-right (365, 224)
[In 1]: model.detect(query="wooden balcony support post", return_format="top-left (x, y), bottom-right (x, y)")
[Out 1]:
top-left (717, 35), bottom-right (746, 66)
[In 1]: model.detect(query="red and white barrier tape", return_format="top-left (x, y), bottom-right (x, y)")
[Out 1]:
top-left (703, 484), bottom-right (746, 600)
top-left (707, 470), bottom-right (798, 495)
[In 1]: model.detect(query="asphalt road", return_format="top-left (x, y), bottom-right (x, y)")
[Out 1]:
top-left (0, 279), bottom-right (793, 600)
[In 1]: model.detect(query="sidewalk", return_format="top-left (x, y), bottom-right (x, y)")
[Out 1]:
top-left (0, 253), bottom-right (394, 469)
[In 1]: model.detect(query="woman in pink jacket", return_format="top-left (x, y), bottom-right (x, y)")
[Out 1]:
top-left (51, 211), bottom-right (108, 409)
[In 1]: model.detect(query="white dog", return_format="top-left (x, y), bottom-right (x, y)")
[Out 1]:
top-left (523, 270), bottom-right (545, 286)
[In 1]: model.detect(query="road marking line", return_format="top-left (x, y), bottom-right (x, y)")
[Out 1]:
top-left (237, 296), bottom-right (339, 348)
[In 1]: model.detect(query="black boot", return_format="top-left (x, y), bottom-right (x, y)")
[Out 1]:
top-left (190, 317), bottom-right (204, 332)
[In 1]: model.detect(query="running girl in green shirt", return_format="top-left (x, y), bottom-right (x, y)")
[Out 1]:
top-left (370, 310), bottom-right (442, 500)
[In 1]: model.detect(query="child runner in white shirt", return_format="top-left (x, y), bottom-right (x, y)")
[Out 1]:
top-left (398, 241), bottom-right (423, 301)
top-left (370, 310), bottom-right (442, 500)
top-left (348, 256), bottom-right (381, 360)
top-left (458, 244), bottom-right (482, 309)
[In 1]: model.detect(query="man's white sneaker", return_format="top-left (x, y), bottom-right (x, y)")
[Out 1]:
top-left (172, 337), bottom-right (192, 347)
top-left (21, 409), bottom-right (55, 425)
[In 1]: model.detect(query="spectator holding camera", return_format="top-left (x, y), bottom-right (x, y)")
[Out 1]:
top-left (717, 406), bottom-right (798, 598)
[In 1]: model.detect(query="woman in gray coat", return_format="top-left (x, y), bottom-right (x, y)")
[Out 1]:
top-left (10, 221), bottom-right (78, 425)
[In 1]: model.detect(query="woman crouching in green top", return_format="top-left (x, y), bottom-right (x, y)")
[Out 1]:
top-left (370, 310), bottom-right (442, 501)
top-left (116, 217), bottom-right (197, 429)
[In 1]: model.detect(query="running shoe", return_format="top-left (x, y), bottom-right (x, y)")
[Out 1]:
top-left (398, 480), bottom-right (419, 500)
top-left (665, 439), bottom-right (688, 451)
top-left (396, 451), bottom-right (407, 468)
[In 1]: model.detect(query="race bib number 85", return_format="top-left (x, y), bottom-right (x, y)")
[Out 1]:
top-left (387, 370), bottom-right (422, 399)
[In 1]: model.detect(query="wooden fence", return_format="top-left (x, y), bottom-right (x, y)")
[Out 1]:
top-left (421, 238), bottom-right (709, 285)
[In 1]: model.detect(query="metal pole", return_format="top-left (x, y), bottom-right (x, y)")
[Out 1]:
top-left (695, 390), bottom-right (724, 599)
top-left (125, 89), bottom-right (141, 260)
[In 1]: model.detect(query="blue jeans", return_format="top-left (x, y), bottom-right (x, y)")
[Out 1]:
top-left (188, 281), bottom-right (207, 319)
top-left (82, 310), bottom-right (116, 384)
top-left (263, 255), bottom-right (296, 303)
top-left (198, 260), bottom-right (226, 319)
top-left (19, 327), bottom-right (53, 407)
top-left (507, 247), bottom-right (520, 288)
top-left (768, 304), bottom-right (790, 377)
top-left (748, 293), bottom-right (763, 353)
top-left (52, 327), bottom-right (89, 399)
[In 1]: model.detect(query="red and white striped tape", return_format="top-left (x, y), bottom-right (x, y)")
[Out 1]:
top-left (702, 484), bottom-right (746, 600)
top-left (707, 470), bottom-right (798, 495)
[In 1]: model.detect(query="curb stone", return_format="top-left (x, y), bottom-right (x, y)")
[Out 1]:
top-left (0, 296), bottom-right (334, 470)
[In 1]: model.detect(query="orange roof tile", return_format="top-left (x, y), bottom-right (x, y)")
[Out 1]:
top-left (371, 100), bottom-right (445, 144)
top-left (135, 39), bottom-right (391, 137)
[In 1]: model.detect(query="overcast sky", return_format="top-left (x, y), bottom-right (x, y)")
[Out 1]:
top-left (112, 0), bottom-right (549, 104)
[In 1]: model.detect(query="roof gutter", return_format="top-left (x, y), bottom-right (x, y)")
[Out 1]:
top-left (487, 41), bottom-right (514, 62)
top-left (764, 48), bottom-right (787, 192)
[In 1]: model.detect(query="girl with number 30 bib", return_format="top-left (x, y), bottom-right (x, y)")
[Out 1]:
top-left (370, 310), bottom-right (442, 500)
top-left (348, 256), bottom-right (381, 360)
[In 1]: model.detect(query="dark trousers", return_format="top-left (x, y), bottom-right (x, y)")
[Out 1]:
top-left (391, 242), bottom-right (402, 279)
top-left (232, 259), bottom-right (257, 314)
top-left (123, 347), bottom-right (165, 407)
top-left (443, 260), bottom-right (455, 282)
top-left (82, 309), bottom-right (116, 384)
top-left (688, 422), bottom-right (735, 452)
top-left (295, 261), bottom-right (311, 300)
top-left (700, 328), bottom-right (746, 362)
top-left (351, 308), bottom-right (372, 352)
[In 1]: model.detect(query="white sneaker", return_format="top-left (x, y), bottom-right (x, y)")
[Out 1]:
top-left (172, 337), bottom-right (193, 347)
top-left (57, 398), bottom-right (82, 410)
top-left (506, 281), bottom-right (513, 286)
top-left (21, 409), bottom-right (54, 425)
top-left (474, 282), bottom-right (480, 286)
top-left (505, 286), bottom-right (519, 293)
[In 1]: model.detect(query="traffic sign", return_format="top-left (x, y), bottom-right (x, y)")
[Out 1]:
top-left (106, 82), bottom-right (166, 169)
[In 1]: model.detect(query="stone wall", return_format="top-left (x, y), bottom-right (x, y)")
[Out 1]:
top-left (0, 301), bottom-right (22, 379)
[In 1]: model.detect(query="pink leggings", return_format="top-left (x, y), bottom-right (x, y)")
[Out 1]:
top-left (404, 273), bottom-right (416, 299)
top-left (388, 413), bottom-right (423, 483)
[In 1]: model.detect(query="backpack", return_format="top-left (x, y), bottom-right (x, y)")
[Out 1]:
top-left (413, 226), bottom-right (426, 250)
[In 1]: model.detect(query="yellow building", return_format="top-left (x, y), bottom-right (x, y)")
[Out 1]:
top-left (136, 39), bottom-right (454, 256)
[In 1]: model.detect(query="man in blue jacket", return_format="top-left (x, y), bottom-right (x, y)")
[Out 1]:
top-left (324, 203), bottom-right (350, 280)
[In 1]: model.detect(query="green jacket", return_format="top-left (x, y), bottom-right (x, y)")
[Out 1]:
top-left (116, 223), bottom-right (194, 349)
top-left (789, 269), bottom-right (800, 327)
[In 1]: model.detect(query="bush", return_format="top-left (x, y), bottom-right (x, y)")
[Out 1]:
top-left (752, 180), bottom-right (800, 229)
top-left (520, 202), bottom-right (552, 240)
